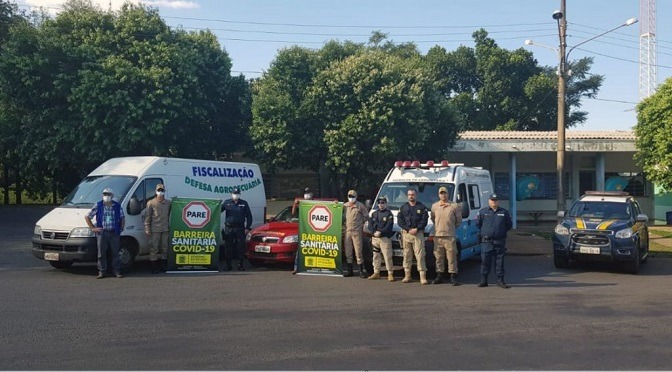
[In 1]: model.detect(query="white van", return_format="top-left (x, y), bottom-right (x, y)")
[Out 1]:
top-left (371, 160), bottom-right (493, 268)
top-left (32, 157), bottom-right (266, 271)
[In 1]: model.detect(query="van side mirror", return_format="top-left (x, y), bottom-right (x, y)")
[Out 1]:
top-left (636, 214), bottom-right (649, 223)
top-left (128, 196), bottom-right (141, 216)
top-left (557, 211), bottom-right (565, 219)
top-left (461, 201), bottom-right (470, 218)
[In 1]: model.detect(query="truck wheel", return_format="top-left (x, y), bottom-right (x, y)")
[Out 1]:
top-left (49, 261), bottom-right (73, 269)
top-left (623, 250), bottom-right (641, 274)
top-left (119, 240), bottom-right (137, 273)
top-left (553, 254), bottom-right (569, 269)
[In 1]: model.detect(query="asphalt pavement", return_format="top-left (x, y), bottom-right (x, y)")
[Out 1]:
top-left (2, 205), bottom-right (672, 370)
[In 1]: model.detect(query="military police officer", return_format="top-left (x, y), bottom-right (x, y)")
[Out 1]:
top-left (343, 189), bottom-right (369, 278)
top-left (221, 187), bottom-right (253, 271)
top-left (431, 186), bottom-right (462, 286)
top-left (397, 188), bottom-right (429, 285)
top-left (476, 194), bottom-right (513, 288)
top-left (367, 197), bottom-right (395, 282)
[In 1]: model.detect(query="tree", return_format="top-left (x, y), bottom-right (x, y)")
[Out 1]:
top-left (250, 37), bottom-right (458, 195)
top-left (634, 77), bottom-right (672, 190)
top-left (0, 0), bottom-right (249, 202)
top-left (425, 29), bottom-right (603, 131)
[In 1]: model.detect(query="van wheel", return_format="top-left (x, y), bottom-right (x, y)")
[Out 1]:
top-left (49, 261), bottom-right (73, 269)
top-left (119, 240), bottom-right (137, 273)
top-left (553, 254), bottom-right (569, 269)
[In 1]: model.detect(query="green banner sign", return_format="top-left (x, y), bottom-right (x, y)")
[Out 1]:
top-left (168, 197), bottom-right (221, 272)
top-left (297, 201), bottom-right (343, 276)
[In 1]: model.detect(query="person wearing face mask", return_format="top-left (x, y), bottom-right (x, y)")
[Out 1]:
top-left (397, 188), bottom-right (429, 285)
top-left (343, 189), bottom-right (369, 278)
top-left (221, 187), bottom-right (253, 271)
top-left (144, 184), bottom-right (171, 274)
top-left (85, 188), bottom-right (125, 279)
top-left (292, 187), bottom-right (313, 275)
top-left (367, 197), bottom-right (395, 281)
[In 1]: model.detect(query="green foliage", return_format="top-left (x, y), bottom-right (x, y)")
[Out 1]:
top-left (0, 0), bottom-right (249, 202)
top-left (250, 35), bottom-right (457, 192)
top-left (634, 77), bottom-right (672, 191)
top-left (425, 29), bottom-right (602, 130)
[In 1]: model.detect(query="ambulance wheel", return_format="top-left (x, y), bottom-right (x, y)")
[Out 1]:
top-left (119, 239), bottom-right (137, 273)
top-left (49, 261), bottom-right (73, 269)
top-left (553, 254), bottom-right (569, 269)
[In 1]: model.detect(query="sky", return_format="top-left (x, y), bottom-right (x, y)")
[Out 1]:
top-left (14, 0), bottom-right (672, 131)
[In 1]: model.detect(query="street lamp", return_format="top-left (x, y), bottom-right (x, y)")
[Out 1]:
top-left (543, 0), bottom-right (637, 215)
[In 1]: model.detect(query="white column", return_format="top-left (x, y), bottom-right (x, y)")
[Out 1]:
top-left (510, 153), bottom-right (517, 229)
top-left (596, 153), bottom-right (605, 191)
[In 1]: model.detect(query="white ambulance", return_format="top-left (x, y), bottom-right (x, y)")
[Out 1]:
top-left (371, 160), bottom-right (493, 269)
top-left (32, 156), bottom-right (266, 271)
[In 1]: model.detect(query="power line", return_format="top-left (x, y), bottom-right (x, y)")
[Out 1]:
top-left (568, 34), bottom-right (672, 57)
top-left (574, 47), bottom-right (672, 69)
top-left (570, 21), bottom-right (672, 46)
top-left (588, 97), bottom-right (638, 104)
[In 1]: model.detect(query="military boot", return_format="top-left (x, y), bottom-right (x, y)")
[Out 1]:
top-left (343, 263), bottom-right (354, 277)
top-left (419, 271), bottom-right (428, 285)
top-left (237, 259), bottom-right (246, 271)
top-left (449, 273), bottom-right (461, 286)
top-left (432, 272), bottom-right (444, 285)
top-left (161, 259), bottom-right (167, 272)
top-left (150, 261), bottom-right (159, 274)
top-left (387, 271), bottom-right (396, 282)
top-left (359, 264), bottom-right (368, 278)
top-left (402, 269), bottom-right (412, 283)
top-left (224, 260), bottom-right (233, 271)
top-left (478, 275), bottom-right (488, 287)
top-left (368, 271), bottom-right (380, 280)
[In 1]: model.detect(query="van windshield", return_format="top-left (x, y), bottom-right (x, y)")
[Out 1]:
top-left (61, 176), bottom-right (137, 208)
top-left (374, 182), bottom-right (455, 210)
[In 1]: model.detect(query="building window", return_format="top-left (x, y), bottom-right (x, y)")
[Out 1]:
top-left (494, 173), bottom-right (570, 200)
top-left (605, 172), bottom-right (647, 197)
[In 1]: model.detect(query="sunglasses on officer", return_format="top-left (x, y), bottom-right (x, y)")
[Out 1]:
top-left (157, 188), bottom-right (165, 192)
top-left (378, 200), bottom-right (386, 204)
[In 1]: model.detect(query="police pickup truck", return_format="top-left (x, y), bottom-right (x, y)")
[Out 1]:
top-left (552, 191), bottom-right (649, 274)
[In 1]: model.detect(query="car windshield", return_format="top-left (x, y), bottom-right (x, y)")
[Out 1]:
top-left (61, 175), bottom-right (137, 208)
top-left (568, 201), bottom-right (631, 219)
top-left (272, 206), bottom-right (298, 223)
top-left (374, 182), bottom-right (455, 210)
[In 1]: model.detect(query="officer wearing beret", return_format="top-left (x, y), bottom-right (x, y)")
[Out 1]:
top-left (367, 197), bottom-right (396, 282)
top-left (476, 194), bottom-right (513, 288)
top-left (221, 187), bottom-right (253, 271)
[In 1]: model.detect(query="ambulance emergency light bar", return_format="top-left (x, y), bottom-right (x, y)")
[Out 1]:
top-left (394, 160), bottom-right (454, 168)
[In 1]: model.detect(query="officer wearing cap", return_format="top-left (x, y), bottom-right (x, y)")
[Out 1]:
top-left (145, 183), bottom-right (171, 274)
top-left (343, 189), bottom-right (369, 278)
top-left (476, 194), bottom-right (513, 288)
top-left (367, 196), bottom-right (396, 282)
top-left (431, 186), bottom-right (463, 286)
top-left (221, 187), bottom-right (253, 271)
top-left (85, 188), bottom-right (125, 279)
top-left (397, 188), bottom-right (429, 285)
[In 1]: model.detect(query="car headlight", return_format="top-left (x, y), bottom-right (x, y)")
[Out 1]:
top-left (70, 227), bottom-right (95, 238)
top-left (245, 232), bottom-right (252, 242)
top-left (615, 228), bottom-right (633, 239)
top-left (282, 234), bottom-right (298, 243)
top-left (34, 225), bottom-right (42, 236)
top-left (554, 224), bottom-right (569, 235)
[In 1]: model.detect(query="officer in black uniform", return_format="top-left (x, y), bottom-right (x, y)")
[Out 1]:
top-left (397, 188), bottom-right (430, 284)
top-left (476, 194), bottom-right (513, 288)
top-left (221, 187), bottom-right (253, 271)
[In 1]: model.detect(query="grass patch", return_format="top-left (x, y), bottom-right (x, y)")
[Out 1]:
top-left (649, 227), bottom-right (672, 239)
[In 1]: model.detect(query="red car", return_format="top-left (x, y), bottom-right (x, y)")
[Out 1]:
top-left (245, 198), bottom-right (339, 265)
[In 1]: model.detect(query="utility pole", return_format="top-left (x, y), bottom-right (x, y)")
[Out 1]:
top-left (556, 0), bottom-right (567, 214)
